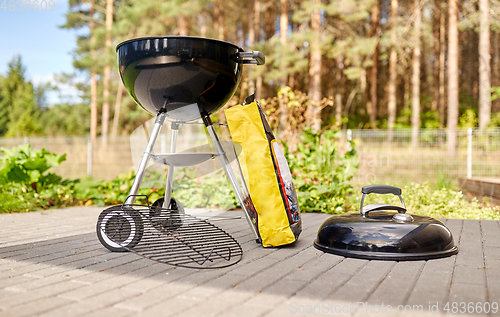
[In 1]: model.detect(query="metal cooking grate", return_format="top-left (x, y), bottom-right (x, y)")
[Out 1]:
top-left (98, 204), bottom-right (243, 269)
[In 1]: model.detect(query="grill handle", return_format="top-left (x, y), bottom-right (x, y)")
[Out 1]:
top-left (361, 185), bottom-right (402, 196)
top-left (359, 185), bottom-right (406, 215)
top-left (236, 51), bottom-right (265, 65)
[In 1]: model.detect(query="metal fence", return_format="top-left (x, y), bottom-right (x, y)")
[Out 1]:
top-left (1, 128), bottom-right (499, 185)
top-left (348, 128), bottom-right (500, 186)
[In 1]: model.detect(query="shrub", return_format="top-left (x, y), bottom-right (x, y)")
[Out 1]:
top-left (284, 128), bottom-right (358, 213)
top-left (350, 182), bottom-right (500, 220)
top-left (0, 144), bottom-right (77, 212)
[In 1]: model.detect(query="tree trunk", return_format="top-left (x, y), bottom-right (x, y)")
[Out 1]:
top-left (431, 0), bottom-right (441, 112)
top-left (199, 12), bottom-right (207, 37)
top-left (248, 1), bottom-right (255, 96)
top-left (403, 69), bottom-right (410, 112)
top-left (411, 0), bottom-right (421, 148)
top-left (466, 31), bottom-right (480, 100)
top-left (307, 0), bottom-right (322, 132)
top-left (214, 2), bottom-right (224, 40)
top-left (439, 0), bottom-right (447, 127)
top-left (90, 0), bottom-right (97, 143)
top-left (279, 0), bottom-right (288, 89)
top-left (388, 0), bottom-right (398, 141)
top-left (254, 0), bottom-right (262, 99)
top-left (264, 1), bottom-right (275, 41)
top-left (447, 0), bottom-right (459, 156)
top-left (111, 81), bottom-right (124, 137)
top-left (101, 0), bottom-right (113, 146)
top-left (493, 33), bottom-right (500, 112)
top-left (335, 58), bottom-right (343, 126)
top-left (278, 0), bottom-right (288, 135)
top-left (178, 16), bottom-right (188, 36)
top-left (369, 0), bottom-right (380, 127)
top-left (361, 68), bottom-right (368, 118)
top-left (478, 0), bottom-right (491, 129)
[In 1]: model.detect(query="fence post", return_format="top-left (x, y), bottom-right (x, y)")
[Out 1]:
top-left (467, 127), bottom-right (472, 179)
top-left (87, 137), bottom-right (93, 177)
top-left (347, 129), bottom-right (352, 151)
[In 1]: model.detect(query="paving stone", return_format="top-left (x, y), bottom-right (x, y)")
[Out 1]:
top-left (172, 289), bottom-right (253, 317)
top-left (218, 303), bottom-right (270, 317)
top-left (133, 296), bottom-right (196, 317)
top-left (455, 251), bottom-right (484, 267)
top-left (449, 282), bottom-right (488, 303)
top-left (331, 260), bottom-right (395, 302)
top-left (367, 261), bottom-right (425, 305)
top-left (0, 278), bottom-right (83, 309)
top-left (70, 257), bottom-right (145, 284)
top-left (226, 256), bottom-right (282, 277)
top-left (0, 208), bottom-right (497, 317)
top-left (263, 299), bottom-right (324, 317)
top-left (258, 247), bottom-right (322, 279)
top-left (452, 265), bottom-right (487, 285)
top-left (81, 306), bottom-right (133, 317)
top-left (0, 296), bottom-right (74, 317)
top-left (284, 253), bottom-right (343, 282)
top-left (294, 258), bottom-right (367, 300)
top-left (121, 266), bottom-right (190, 292)
top-left (114, 281), bottom-right (194, 311)
top-left (39, 288), bottom-right (141, 317)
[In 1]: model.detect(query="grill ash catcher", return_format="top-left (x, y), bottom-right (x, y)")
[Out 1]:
top-left (96, 36), bottom-right (265, 269)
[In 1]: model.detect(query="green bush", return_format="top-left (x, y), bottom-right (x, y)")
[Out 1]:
top-left (350, 182), bottom-right (500, 220)
top-left (0, 144), bottom-right (78, 212)
top-left (284, 128), bottom-right (358, 213)
top-left (73, 169), bottom-right (236, 210)
top-left (2, 142), bottom-right (498, 220)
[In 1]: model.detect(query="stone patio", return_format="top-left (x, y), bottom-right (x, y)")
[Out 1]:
top-left (0, 206), bottom-right (499, 317)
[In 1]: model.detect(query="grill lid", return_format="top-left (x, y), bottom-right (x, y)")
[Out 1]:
top-left (314, 185), bottom-right (458, 261)
top-left (116, 36), bottom-right (264, 121)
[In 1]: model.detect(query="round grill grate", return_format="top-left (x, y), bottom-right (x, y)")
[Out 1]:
top-left (97, 205), bottom-right (243, 269)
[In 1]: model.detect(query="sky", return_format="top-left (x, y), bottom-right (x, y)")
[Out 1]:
top-left (0, 0), bottom-right (80, 104)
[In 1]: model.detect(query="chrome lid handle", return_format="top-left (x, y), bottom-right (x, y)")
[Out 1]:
top-left (359, 185), bottom-right (406, 215)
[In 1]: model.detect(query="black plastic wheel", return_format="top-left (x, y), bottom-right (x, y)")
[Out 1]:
top-left (96, 206), bottom-right (144, 252)
top-left (149, 197), bottom-right (185, 231)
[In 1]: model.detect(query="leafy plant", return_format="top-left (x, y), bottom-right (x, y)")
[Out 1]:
top-left (284, 128), bottom-right (358, 213)
top-left (435, 168), bottom-right (452, 190)
top-left (0, 144), bottom-right (78, 212)
top-left (74, 168), bottom-right (237, 210)
top-left (0, 144), bottom-right (66, 192)
top-left (349, 182), bottom-right (500, 220)
top-left (458, 109), bottom-right (478, 128)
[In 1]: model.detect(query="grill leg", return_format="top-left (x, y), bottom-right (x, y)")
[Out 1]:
top-left (163, 122), bottom-right (180, 208)
top-left (202, 115), bottom-right (261, 242)
top-left (125, 112), bottom-right (167, 205)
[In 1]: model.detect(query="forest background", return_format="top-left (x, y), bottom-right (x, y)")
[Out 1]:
top-left (1, 0), bottom-right (500, 154)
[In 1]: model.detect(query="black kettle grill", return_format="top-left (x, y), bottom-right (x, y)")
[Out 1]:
top-left (314, 185), bottom-right (458, 261)
top-left (96, 36), bottom-right (265, 268)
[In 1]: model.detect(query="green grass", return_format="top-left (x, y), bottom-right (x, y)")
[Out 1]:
top-left (348, 182), bottom-right (500, 220)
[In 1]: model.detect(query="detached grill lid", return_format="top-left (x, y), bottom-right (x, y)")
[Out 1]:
top-left (314, 185), bottom-right (458, 261)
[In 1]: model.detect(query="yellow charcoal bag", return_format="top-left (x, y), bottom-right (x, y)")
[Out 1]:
top-left (225, 101), bottom-right (301, 247)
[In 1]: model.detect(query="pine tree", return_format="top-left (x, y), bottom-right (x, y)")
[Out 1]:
top-left (0, 56), bottom-right (41, 137)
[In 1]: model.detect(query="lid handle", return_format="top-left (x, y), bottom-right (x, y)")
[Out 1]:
top-left (362, 185), bottom-right (401, 196)
top-left (359, 185), bottom-right (406, 215)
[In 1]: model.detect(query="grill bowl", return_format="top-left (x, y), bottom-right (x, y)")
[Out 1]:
top-left (117, 36), bottom-right (244, 121)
